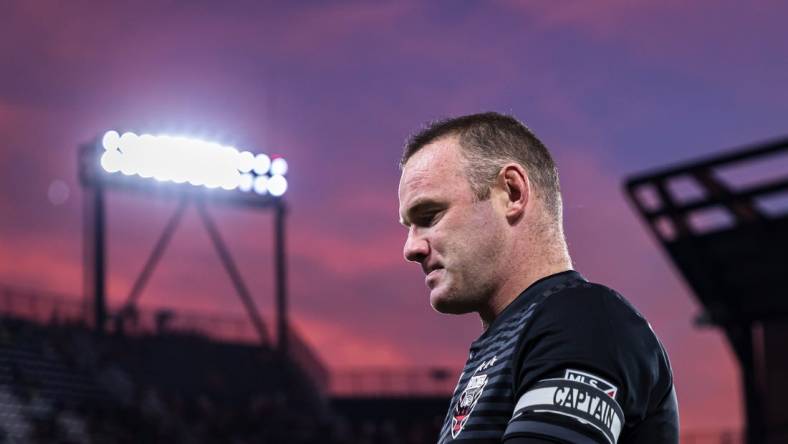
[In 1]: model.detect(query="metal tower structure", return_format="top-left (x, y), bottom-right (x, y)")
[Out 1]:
top-left (78, 131), bottom-right (291, 357)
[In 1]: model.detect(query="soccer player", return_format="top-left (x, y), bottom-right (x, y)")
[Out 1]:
top-left (397, 113), bottom-right (679, 444)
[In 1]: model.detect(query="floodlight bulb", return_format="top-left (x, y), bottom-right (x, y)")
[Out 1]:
top-left (100, 151), bottom-right (122, 173)
top-left (270, 158), bottom-right (288, 176)
top-left (253, 176), bottom-right (268, 195)
top-left (97, 131), bottom-right (281, 196)
top-left (119, 132), bottom-right (138, 151)
top-left (120, 162), bottom-right (135, 176)
top-left (268, 175), bottom-right (288, 196)
top-left (239, 173), bottom-right (254, 192)
top-left (238, 151), bottom-right (254, 173)
top-left (224, 146), bottom-right (239, 161)
top-left (253, 154), bottom-right (271, 175)
top-left (102, 130), bottom-right (120, 151)
top-left (220, 171), bottom-right (241, 190)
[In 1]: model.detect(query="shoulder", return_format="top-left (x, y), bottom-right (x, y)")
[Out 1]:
top-left (505, 277), bottom-right (678, 443)
top-left (539, 279), bottom-right (640, 316)
top-left (513, 278), bottom-right (674, 409)
top-left (527, 280), bottom-right (656, 348)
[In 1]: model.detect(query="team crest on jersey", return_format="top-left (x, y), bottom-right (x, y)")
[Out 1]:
top-left (565, 369), bottom-right (618, 399)
top-left (451, 356), bottom-right (496, 438)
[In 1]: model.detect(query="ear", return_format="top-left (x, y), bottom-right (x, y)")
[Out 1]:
top-left (499, 163), bottom-right (529, 223)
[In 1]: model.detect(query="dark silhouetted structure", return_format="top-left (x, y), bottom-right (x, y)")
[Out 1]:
top-left (625, 137), bottom-right (788, 444)
top-left (0, 287), bottom-right (447, 443)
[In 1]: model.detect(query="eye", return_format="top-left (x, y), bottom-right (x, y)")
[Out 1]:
top-left (417, 210), bottom-right (442, 227)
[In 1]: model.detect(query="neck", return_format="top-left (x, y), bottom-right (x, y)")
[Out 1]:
top-left (478, 238), bottom-right (572, 330)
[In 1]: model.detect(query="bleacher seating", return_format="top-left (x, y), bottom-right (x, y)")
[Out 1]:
top-left (0, 316), bottom-right (338, 443)
top-left (0, 285), bottom-right (746, 443)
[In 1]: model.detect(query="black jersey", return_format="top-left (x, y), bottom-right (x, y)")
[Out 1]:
top-left (438, 270), bottom-right (678, 444)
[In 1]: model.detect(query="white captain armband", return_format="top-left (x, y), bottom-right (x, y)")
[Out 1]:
top-left (507, 371), bottom-right (625, 444)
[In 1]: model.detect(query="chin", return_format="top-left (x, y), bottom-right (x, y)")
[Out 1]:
top-left (430, 289), bottom-right (474, 315)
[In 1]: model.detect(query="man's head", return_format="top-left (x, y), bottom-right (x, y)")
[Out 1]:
top-left (401, 112), bottom-right (561, 222)
top-left (398, 112), bottom-right (565, 318)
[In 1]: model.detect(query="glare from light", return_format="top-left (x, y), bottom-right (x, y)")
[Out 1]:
top-left (122, 134), bottom-right (142, 177)
top-left (238, 151), bottom-right (254, 173)
top-left (268, 175), bottom-right (288, 197)
top-left (253, 154), bottom-right (271, 175)
top-left (239, 173), bottom-right (254, 192)
top-left (253, 176), bottom-right (268, 195)
top-left (47, 179), bottom-right (70, 206)
top-left (201, 143), bottom-right (222, 188)
top-left (219, 147), bottom-right (239, 189)
top-left (136, 135), bottom-right (154, 179)
top-left (270, 157), bottom-right (288, 176)
top-left (223, 146), bottom-right (239, 165)
top-left (146, 138), bottom-right (163, 181)
top-left (119, 132), bottom-right (138, 151)
top-left (102, 130), bottom-right (120, 151)
top-left (100, 151), bottom-right (122, 173)
top-left (100, 130), bottom-right (286, 197)
top-left (221, 171), bottom-right (241, 191)
top-left (190, 152), bottom-right (210, 187)
top-left (204, 157), bottom-right (223, 188)
top-left (168, 137), bottom-right (191, 183)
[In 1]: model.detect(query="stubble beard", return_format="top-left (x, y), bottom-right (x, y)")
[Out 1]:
top-left (429, 267), bottom-right (496, 315)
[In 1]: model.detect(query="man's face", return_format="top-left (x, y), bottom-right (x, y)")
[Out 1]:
top-left (398, 136), bottom-right (506, 314)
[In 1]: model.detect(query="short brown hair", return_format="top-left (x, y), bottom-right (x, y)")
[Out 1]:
top-left (401, 112), bottom-right (562, 220)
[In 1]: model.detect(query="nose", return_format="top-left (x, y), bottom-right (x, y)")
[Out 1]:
top-left (403, 227), bottom-right (429, 264)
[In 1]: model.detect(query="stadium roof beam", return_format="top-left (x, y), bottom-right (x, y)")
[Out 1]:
top-left (624, 137), bottom-right (788, 444)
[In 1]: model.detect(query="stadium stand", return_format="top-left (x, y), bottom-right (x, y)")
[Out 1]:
top-left (0, 285), bottom-right (448, 443)
top-left (0, 315), bottom-right (338, 443)
top-left (0, 285), bottom-right (744, 443)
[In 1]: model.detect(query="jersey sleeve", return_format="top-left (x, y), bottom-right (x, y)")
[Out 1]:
top-left (503, 284), bottom-right (674, 444)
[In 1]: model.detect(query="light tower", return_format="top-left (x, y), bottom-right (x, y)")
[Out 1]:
top-left (78, 130), bottom-right (291, 356)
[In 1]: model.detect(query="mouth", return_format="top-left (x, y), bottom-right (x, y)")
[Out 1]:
top-left (425, 266), bottom-right (444, 288)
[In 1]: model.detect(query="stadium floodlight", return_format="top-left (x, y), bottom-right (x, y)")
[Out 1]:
top-left (271, 157), bottom-right (288, 176)
top-left (81, 128), bottom-right (294, 357)
top-left (268, 174), bottom-right (288, 197)
top-left (238, 173), bottom-right (254, 192)
top-left (238, 151), bottom-right (255, 173)
top-left (253, 154), bottom-right (271, 175)
top-left (98, 130), bottom-right (288, 197)
top-left (253, 176), bottom-right (269, 195)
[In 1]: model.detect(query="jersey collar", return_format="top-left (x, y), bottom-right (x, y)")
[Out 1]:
top-left (477, 269), bottom-right (586, 341)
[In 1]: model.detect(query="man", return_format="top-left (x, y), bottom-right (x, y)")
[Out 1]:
top-left (398, 113), bottom-right (679, 444)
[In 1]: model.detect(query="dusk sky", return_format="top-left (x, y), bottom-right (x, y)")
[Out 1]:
top-left (2, 0), bottom-right (788, 434)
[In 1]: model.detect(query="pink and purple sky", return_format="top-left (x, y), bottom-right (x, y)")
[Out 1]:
top-left (2, 0), bottom-right (788, 433)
